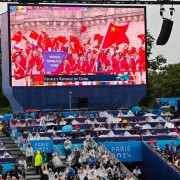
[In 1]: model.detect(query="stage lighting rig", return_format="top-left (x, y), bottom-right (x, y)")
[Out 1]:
top-left (0, 0), bottom-right (179, 5)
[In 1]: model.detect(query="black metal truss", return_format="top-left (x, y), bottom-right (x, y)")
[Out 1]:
top-left (1, 0), bottom-right (180, 5)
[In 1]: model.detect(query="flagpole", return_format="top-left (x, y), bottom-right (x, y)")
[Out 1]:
top-left (99, 21), bottom-right (111, 51)
top-left (93, 21), bottom-right (111, 71)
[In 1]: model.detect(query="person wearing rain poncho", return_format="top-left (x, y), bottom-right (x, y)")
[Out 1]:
top-left (26, 133), bottom-right (34, 143)
top-left (34, 132), bottom-right (41, 140)
top-left (35, 150), bottom-right (42, 174)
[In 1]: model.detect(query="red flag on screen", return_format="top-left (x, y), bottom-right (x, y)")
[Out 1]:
top-left (70, 36), bottom-right (79, 43)
top-left (41, 31), bottom-right (49, 37)
top-left (129, 47), bottom-right (137, 55)
top-left (29, 30), bottom-right (39, 40)
top-left (93, 34), bottom-right (104, 49)
top-left (102, 22), bottom-right (129, 49)
top-left (70, 36), bottom-right (83, 53)
top-left (81, 24), bottom-right (87, 33)
top-left (137, 34), bottom-right (145, 44)
top-left (16, 31), bottom-right (22, 35)
top-left (11, 34), bottom-right (22, 43)
top-left (37, 34), bottom-right (43, 48)
top-left (86, 38), bottom-right (91, 45)
top-left (57, 36), bottom-right (67, 45)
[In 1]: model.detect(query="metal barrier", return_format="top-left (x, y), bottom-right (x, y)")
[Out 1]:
top-left (100, 143), bottom-right (138, 180)
top-left (53, 144), bottom-right (63, 157)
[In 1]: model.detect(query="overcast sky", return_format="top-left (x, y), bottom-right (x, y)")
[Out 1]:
top-left (0, 2), bottom-right (180, 64)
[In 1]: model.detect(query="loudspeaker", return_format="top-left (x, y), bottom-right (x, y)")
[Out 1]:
top-left (78, 98), bottom-right (88, 108)
top-left (156, 18), bottom-right (173, 45)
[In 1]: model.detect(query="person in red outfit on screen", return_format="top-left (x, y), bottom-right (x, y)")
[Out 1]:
top-left (73, 56), bottom-right (86, 74)
top-left (13, 55), bottom-right (26, 86)
top-left (85, 52), bottom-right (96, 74)
top-left (55, 59), bottom-right (70, 74)
top-left (102, 52), bottom-right (112, 69)
top-left (121, 53), bottom-right (135, 83)
top-left (112, 53), bottom-right (123, 74)
top-left (25, 41), bottom-right (32, 56)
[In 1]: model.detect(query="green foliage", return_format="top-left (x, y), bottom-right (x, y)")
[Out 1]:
top-left (139, 30), bottom-right (179, 109)
top-left (0, 106), bottom-right (13, 114)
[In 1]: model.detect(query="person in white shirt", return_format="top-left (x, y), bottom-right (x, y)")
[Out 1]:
top-left (34, 132), bottom-right (41, 140)
top-left (18, 156), bottom-right (27, 177)
top-left (83, 139), bottom-right (90, 149)
top-left (124, 174), bottom-right (135, 180)
top-left (85, 117), bottom-right (92, 124)
top-left (47, 168), bottom-right (54, 180)
top-left (88, 170), bottom-right (96, 180)
top-left (25, 143), bottom-right (34, 169)
top-left (132, 166), bottom-right (142, 178)
top-left (84, 165), bottom-right (91, 177)
top-left (113, 165), bottom-right (121, 178)
top-left (91, 165), bottom-right (98, 176)
top-left (51, 132), bottom-right (59, 139)
top-left (64, 137), bottom-right (72, 158)
top-left (59, 118), bottom-right (67, 125)
top-left (52, 153), bottom-right (64, 170)
top-left (2, 150), bottom-right (10, 157)
top-left (77, 168), bottom-right (85, 180)
top-left (40, 119), bottom-right (46, 126)
top-left (26, 133), bottom-right (34, 143)
top-left (78, 153), bottom-right (85, 164)
top-left (97, 164), bottom-right (107, 179)
top-left (175, 158), bottom-right (180, 167)
top-left (117, 110), bottom-right (124, 117)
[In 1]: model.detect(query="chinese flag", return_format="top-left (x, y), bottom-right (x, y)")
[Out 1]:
top-left (44, 36), bottom-right (52, 49)
top-left (102, 22), bottom-right (129, 49)
top-left (70, 36), bottom-right (84, 53)
top-left (57, 36), bottom-right (67, 45)
top-left (41, 31), bottom-right (49, 37)
top-left (37, 34), bottom-right (43, 48)
top-left (86, 38), bottom-right (91, 45)
top-left (129, 47), bottom-right (137, 55)
top-left (70, 36), bottom-right (79, 43)
top-left (93, 34), bottom-right (104, 49)
top-left (11, 34), bottom-right (22, 43)
top-left (82, 24), bottom-right (87, 33)
top-left (137, 34), bottom-right (145, 44)
top-left (29, 30), bottom-right (39, 40)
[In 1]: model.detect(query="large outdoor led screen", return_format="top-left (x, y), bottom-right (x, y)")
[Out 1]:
top-left (9, 5), bottom-right (146, 86)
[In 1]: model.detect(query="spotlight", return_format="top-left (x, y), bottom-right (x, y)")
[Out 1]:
top-left (160, 6), bottom-right (165, 17)
top-left (170, 6), bottom-right (175, 16)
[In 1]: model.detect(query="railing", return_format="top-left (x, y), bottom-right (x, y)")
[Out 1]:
top-left (53, 143), bottom-right (64, 157)
top-left (100, 143), bottom-right (138, 180)
top-left (143, 142), bottom-right (180, 175)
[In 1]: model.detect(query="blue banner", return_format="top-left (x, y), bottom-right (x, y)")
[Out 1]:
top-left (44, 51), bottom-right (67, 72)
top-left (44, 74), bottom-right (129, 82)
top-left (30, 140), bottom-right (53, 153)
top-left (102, 142), bottom-right (142, 162)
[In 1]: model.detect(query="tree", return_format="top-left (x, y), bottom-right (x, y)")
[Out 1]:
top-left (139, 30), bottom-right (180, 108)
top-left (0, 30), bottom-right (10, 108)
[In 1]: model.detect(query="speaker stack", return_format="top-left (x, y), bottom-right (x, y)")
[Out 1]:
top-left (156, 18), bottom-right (173, 45)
